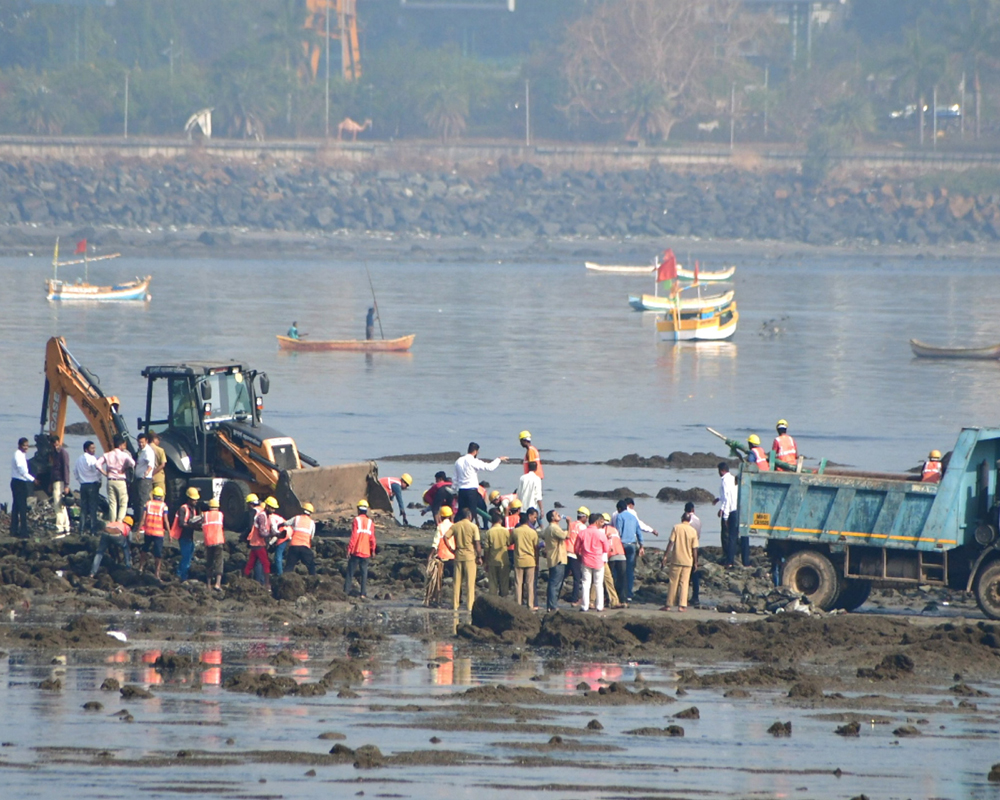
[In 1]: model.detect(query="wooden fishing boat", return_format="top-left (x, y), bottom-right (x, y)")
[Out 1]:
top-left (277, 334), bottom-right (415, 352)
top-left (585, 262), bottom-right (656, 274)
top-left (909, 339), bottom-right (1000, 360)
top-left (657, 301), bottom-right (739, 342)
top-left (629, 287), bottom-right (735, 312)
top-left (45, 238), bottom-right (150, 302)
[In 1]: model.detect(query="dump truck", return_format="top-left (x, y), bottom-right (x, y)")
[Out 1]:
top-left (34, 337), bottom-right (389, 529)
top-left (738, 426), bottom-right (1000, 618)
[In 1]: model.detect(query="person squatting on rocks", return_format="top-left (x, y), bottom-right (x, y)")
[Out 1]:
top-left (661, 512), bottom-right (700, 612)
top-left (422, 471), bottom-right (455, 524)
top-left (201, 497), bottom-right (226, 590)
top-left (90, 517), bottom-right (133, 575)
top-left (450, 507), bottom-right (482, 611)
top-left (282, 503), bottom-right (317, 576)
top-left (484, 509), bottom-right (511, 597)
top-left (138, 486), bottom-right (170, 580)
top-left (346, 499), bottom-right (376, 598)
top-left (576, 512), bottom-right (610, 612)
top-left (425, 505), bottom-right (455, 606)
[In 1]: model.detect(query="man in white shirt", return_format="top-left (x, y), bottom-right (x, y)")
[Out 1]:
top-left (453, 442), bottom-right (508, 521)
top-left (74, 440), bottom-right (102, 534)
top-left (132, 433), bottom-right (156, 532)
top-left (97, 435), bottom-right (135, 523)
top-left (712, 461), bottom-right (739, 568)
top-left (516, 460), bottom-right (543, 516)
top-left (10, 437), bottom-right (35, 538)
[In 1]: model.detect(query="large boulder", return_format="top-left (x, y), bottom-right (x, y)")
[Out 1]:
top-left (471, 594), bottom-right (540, 639)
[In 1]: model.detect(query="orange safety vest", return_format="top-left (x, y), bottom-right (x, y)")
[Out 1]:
top-left (348, 515), bottom-right (376, 558)
top-left (106, 520), bottom-right (131, 538)
top-left (143, 499), bottom-right (168, 537)
top-left (248, 509), bottom-right (269, 548)
top-left (567, 519), bottom-right (585, 554)
top-left (435, 521), bottom-right (455, 561)
top-left (921, 460), bottom-right (943, 483)
top-left (170, 503), bottom-right (197, 540)
top-left (201, 509), bottom-right (225, 547)
top-left (379, 476), bottom-right (402, 496)
top-left (750, 446), bottom-right (770, 471)
top-left (607, 528), bottom-right (625, 558)
top-left (772, 434), bottom-right (797, 465)
top-left (288, 514), bottom-right (315, 548)
top-left (523, 445), bottom-right (544, 479)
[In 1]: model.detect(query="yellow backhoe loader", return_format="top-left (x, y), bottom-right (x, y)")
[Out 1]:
top-left (35, 337), bottom-right (389, 528)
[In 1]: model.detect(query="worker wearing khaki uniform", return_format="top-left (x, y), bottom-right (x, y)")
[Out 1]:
top-left (661, 512), bottom-right (699, 611)
top-left (484, 510), bottom-right (511, 597)
top-left (509, 513), bottom-right (539, 609)
top-left (451, 508), bottom-right (482, 611)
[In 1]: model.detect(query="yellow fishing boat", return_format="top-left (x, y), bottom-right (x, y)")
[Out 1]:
top-left (657, 301), bottom-right (739, 342)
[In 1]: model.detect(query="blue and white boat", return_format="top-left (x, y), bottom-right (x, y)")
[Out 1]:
top-left (45, 238), bottom-right (151, 302)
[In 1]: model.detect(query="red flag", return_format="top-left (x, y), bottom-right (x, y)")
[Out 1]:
top-left (656, 249), bottom-right (677, 283)
top-left (74, 239), bottom-right (87, 254)
top-left (693, 260), bottom-right (699, 285)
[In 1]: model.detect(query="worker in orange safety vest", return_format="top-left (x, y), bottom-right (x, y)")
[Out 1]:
top-left (379, 473), bottom-right (412, 526)
top-left (519, 430), bottom-right (545, 479)
top-left (771, 420), bottom-right (798, 466)
top-left (201, 498), bottom-right (225, 590)
top-left (346, 499), bottom-right (376, 598)
top-left (921, 450), bottom-right (943, 483)
top-left (283, 502), bottom-right (317, 576)
top-left (138, 485), bottom-right (170, 580)
top-left (747, 434), bottom-right (770, 471)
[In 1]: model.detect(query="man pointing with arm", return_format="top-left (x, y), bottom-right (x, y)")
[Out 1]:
top-left (454, 442), bottom-right (508, 521)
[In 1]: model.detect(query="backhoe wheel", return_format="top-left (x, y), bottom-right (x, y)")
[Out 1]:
top-left (974, 561), bottom-right (1000, 620)
top-left (782, 550), bottom-right (840, 611)
top-left (219, 480), bottom-right (252, 533)
top-left (836, 579), bottom-right (872, 612)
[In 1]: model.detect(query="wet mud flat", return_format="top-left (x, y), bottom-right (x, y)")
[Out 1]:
top-left (2, 606), bottom-right (1000, 799)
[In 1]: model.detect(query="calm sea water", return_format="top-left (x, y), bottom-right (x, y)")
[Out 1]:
top-left (1, 248), bottom-right (998, 530)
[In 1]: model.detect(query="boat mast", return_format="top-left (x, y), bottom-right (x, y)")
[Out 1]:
top-left (84, 244), bottom-right (88, 284)
top-left (52, 238), bottom-right (59, 282)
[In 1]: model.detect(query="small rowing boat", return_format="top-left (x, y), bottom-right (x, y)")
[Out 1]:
top-left (277, 334), bottom-right (415, 352)
top-left (657, 301), bottom-right (739, 341)
top-left (629, 287), bottom-right (735, 313)
top-left (585, 262), bottom-right (656, 274)
top-left (909, 339), bottom-right (1000, 360)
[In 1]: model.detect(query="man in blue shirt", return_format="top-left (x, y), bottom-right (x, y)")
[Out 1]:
top-left (287, 322), bottom-right (300, 339)
top-left (614, 497), bottom-right (658, 603)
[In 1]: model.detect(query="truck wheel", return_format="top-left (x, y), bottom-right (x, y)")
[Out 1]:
top-left (836, 579), bottom-right (872, 612)
top-left (974, 561), bottom-right (1000, 620)
top-left (219, 480), bottom-right (251, 532)
top-left (782, 550), bottom-right (840, 610)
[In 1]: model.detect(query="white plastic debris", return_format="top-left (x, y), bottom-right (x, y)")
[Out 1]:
top-left (106, 631), bottom-right (128, 643)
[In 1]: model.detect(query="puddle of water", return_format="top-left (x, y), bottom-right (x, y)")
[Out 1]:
top-left (1, 634), bottom-right (998, 800)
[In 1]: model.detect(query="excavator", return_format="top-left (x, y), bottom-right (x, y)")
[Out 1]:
top-left (34, 337), bottom-right (389, 529)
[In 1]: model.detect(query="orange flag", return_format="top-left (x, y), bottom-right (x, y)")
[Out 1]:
top-left (656, 249), bottom-right (677, 283)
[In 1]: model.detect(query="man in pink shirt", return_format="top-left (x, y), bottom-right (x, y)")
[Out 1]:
top-left (574, 512), bottom-right (610, 612)
top-left (97, 435), bottom-right (135, 523)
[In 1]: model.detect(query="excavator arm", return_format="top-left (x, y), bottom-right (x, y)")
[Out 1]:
top-left (41, 336), bottom-right (132, 453)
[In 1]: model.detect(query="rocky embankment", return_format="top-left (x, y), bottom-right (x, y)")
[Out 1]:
top-left (0, 156), bottom-right (997, 246)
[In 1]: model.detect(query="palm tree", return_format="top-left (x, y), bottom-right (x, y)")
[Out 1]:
top-left (889, 29), bottom-right (947, 145)
top-left (623, 81), bottom-right (672, 144)
top-left (826, 94), bottom-right (875, 146)
top-left (421, 82), bottom-right (468, 141)
top-left (15, 82), bottom-right (65, 134)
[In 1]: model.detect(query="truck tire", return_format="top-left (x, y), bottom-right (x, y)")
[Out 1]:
top-left (836, 579), bottom-right (872, 612)
top-left (974, 561), bottom-right (1000, 620)
top-left (782, 550), bottom-right (840, 610)
top-left (164, 464), bottom-right (187, 522)
top-left (219, 480), bottom-right (251, 532)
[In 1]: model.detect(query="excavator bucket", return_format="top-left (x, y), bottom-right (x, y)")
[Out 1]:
top-left (275, 461), bottom-right (392, 519)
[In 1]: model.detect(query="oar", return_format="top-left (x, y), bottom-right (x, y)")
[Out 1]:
top-left (364, 263), bottom-right (385, 340)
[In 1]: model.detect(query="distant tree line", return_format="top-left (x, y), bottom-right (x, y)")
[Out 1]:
top-left (0, 0), bottom-right (996, 150)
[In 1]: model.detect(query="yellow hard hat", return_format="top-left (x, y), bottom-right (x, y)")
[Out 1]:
top-left (264, 496), bottom-right (279, 509)
top-left (208, 498), bottom-right (220, 509)
top-left (776, 419), bottom-right (788, 430)
top-left (245, 493), bottom-right (259, 505)
top-left (489, 490), bottom-right (500, 501)
top-left (152, 486), bottom-right (165, 499)
top-left (401, 473), bottom-right (412, 487)
top-left (509, 499), bottom-right (522, 511)
top-left (357, 499), bottom-right (369, 509)
top-left (186, 487), bottom-right (201, 500)
top-left (929, 450), bottom-right (942, 460)
top-left (601, 512), bottom-right (612, 523)
top-left (748, 434), bottom-right (761, 446)
top-left (123, 515), bottom-right (134, 526)
top-left (577, 506), bottom-right (590, 517)
top-left (302, 502), bottom-right (315, 514)
top-left (439, 506), bottom-right (452, 518)
top-left (519, 430), bottom-right (531, 441)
